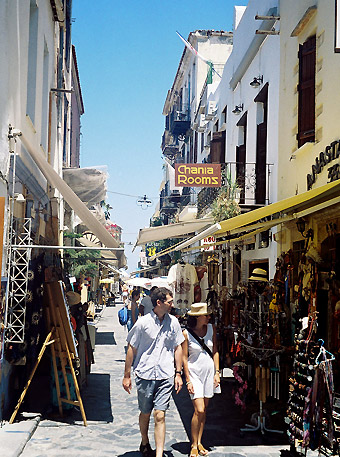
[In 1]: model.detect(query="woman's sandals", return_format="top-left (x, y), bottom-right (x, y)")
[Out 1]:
top-left (190, 444), bottom-right (208, 457)
top-left (190, 447), bottom-right (199, 457)
top-left (198, 444), bottom-right (209, 456)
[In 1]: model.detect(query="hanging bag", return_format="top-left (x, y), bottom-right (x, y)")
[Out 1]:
top-left (118, 306), bottom-right (128, 326)
top-left (186, 327), bottom-right (214, 358)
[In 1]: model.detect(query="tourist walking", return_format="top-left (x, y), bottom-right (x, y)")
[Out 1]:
top-left (127, 288), bottom-right (140, 331)
top-left (182, 303), bottom-right (221, 457)
top-left (139, 286), bottom-right (158, 316)
top-left (122, 287), bottom-right (184, 457)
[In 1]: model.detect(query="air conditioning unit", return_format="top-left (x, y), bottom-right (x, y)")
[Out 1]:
top-left (205, 101), bottom-right (217, 120)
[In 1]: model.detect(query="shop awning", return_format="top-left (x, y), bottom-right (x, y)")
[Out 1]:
top-left (215, 179), bottom-right (340, 236)
top-left (134, 217), bottom-right (214, 248)
top-left (151, 180), bottom-right (340, 256)
top-left (20, 134), bottom-right (126, 267)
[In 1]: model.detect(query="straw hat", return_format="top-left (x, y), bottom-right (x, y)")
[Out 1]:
top-left (248, 268), bottom-right (268, 282)
top-left (66, 291), bottom-right (81, 305)
top-left (187, 303), bottom-right (212, 316)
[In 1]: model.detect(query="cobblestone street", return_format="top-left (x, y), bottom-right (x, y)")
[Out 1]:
top-left (20, 304), bottom-right (315, 457)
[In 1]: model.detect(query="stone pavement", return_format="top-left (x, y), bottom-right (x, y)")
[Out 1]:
top-left (14, 303), bottom-right (319, 457)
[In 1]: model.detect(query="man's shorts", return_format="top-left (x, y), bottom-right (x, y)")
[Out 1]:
top-left (135, 376), bottom-right (174, 414)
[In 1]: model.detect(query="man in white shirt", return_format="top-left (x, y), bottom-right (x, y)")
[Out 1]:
top-left (122, 287), bottom-right (184, 457)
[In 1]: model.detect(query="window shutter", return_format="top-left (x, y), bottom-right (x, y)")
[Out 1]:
top-left (236, 144), bottom-right (246, 204)
top-left (210, 131), bottom-right (226, 163)
top-left (255, 122), bottom-right (267, 204)
top-left (297, 36), bottom-right (316, 148)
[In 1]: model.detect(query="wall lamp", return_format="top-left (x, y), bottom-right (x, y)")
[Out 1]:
top-left (232, 104), bottom-right (243, 115)
top-left (296, 218), bottom-right (314, 240)
top-left (250, 75), bottom-right (263, 88)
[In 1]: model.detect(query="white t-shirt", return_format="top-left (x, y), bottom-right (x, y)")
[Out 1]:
top-left (167, 263), bottom-right (198, 309)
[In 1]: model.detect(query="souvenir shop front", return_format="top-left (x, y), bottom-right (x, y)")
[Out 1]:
top-left (164, 199), bottom-right (340, 455)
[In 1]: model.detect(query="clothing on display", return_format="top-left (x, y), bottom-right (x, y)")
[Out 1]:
top-left (167, 262), bottom-right (198, 309)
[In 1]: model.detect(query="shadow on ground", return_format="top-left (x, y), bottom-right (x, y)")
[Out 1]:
top-left (173, 378), bottom-right (289, 448)
top-left (95, 331), bottom-right (117, 345)
top-left (73, 373), bottom-right (113, 423)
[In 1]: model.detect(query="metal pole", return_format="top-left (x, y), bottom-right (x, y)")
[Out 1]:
top-left (9, 245), bottom-right (124, 251)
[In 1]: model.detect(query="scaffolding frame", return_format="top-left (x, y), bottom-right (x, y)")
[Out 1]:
top-left (4, 218), bottom-right (32, 343)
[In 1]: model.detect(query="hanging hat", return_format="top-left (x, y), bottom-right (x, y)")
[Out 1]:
top-left (187, 302), bottom-right (212, 316)
top-left (248, 268), bottom-right (268, 282)
top-left (66, 291), bottom-right (81, 305)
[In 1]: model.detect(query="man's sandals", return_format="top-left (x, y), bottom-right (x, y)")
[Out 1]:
top-left (190, 444), bottom-right (209, 456)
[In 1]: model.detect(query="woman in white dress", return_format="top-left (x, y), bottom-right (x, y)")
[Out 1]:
top-left (182, 303), bottom-right (221, 457)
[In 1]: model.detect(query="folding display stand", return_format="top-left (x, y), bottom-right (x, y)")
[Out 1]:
top-left (240, 292), bottom-right (284, 436)
top-left (9, 281), bottom-right (87, 426)
top-left (240, 354), bottom-right (284, 436)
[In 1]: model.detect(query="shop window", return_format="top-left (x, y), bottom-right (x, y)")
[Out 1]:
top-left (297, 35), bottom-right (316, 148)
top-left (246, 243), bottom-right (255, 251)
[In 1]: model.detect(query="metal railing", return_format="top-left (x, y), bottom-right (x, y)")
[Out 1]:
top-left (197, 162), bottom-right (273, 217)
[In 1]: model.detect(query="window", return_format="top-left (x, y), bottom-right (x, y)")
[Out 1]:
top-left (221, 105), bottom-right (227, 125)
top-left (41, 40), bottom-right (49, 152)
top-left (26, 0), bottom-right (39, 123)
top-left (297, 35), bottom-right (316, 148)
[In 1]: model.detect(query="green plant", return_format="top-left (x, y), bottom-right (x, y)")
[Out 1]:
top-left (211, 169), bottom-right (241, 222)
top-left (100, 200), bottom-right (113, 220)
top-left (63, 232), bottom-right (101, 278)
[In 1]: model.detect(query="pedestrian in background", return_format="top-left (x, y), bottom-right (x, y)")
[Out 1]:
top-left (139, 286), bottom-right (158, 316)
top-left (182, 303), bottom-right (221, 457)
top-left (127, 288), bottom-right (140, 331)
top-left (122, 287), bottom-right (184, 457)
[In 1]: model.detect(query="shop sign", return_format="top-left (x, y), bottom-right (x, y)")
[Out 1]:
top-left (145, 242), bottom-right (162, 257)
top-left (201, 236), bottom-right (216, 251)
top-left (175, 164), bottom-right (221, 187)
top-left (306, 140), bottom-right (340, 190)
top-left (140, 251), bottom-right (148, 266)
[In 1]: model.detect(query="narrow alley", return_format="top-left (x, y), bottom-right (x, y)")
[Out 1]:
top-left (19, 301), bottom-right (311, 457)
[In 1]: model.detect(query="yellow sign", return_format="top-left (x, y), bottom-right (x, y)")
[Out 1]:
top-left (175, 164), bottom-right (221, 187)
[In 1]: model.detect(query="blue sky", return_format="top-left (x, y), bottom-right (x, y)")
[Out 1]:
top-left (72, 0), bottom-right (248, 272)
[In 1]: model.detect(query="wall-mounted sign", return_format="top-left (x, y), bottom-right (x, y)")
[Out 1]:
top-left (201, 236), bottom-right (216, 251)
top-left (307, 139), bottom-right (340, 190)
top-left (175, 164), bottom-right (221, 187)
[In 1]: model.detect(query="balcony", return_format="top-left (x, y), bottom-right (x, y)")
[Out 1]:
top-left (161, 130), bottom-right (179, 157)
top-left (169, 103), bottom-right (191, 138)
top-left (226, 161), bottom-right (273, 206)
top-left (196, 161), bottom-right (273, 218)
top-left (197, 187), bottom-right (220, 218)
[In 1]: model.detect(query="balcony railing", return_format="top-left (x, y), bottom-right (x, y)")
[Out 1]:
top-left (197, 187), bottom-right (219, 218)
top-left (226, 161), bottom-right (273, 206)
top-left (169, 103), bottom-right (191, 138)
top-left (197, 161), bottom-right (273, 217)
top-left (161, 130), bottom-right (180, 156)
